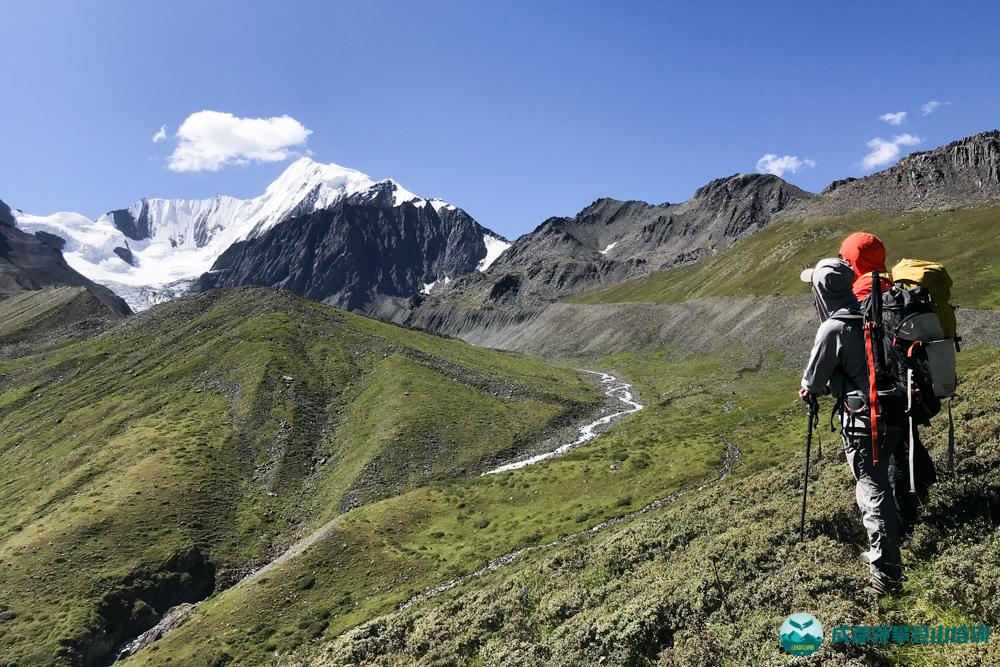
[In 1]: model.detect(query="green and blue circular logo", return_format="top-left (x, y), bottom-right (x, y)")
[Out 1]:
top-left (780, 612), bottom-right (824, 656)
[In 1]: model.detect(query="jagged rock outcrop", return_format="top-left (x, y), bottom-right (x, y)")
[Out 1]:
top-left (422, 173), bottom-right (813, 307)
top-left (194, 183), bottom-right (507, 313)
top-left (0, 199), bottom-right (131, 315)
top-left (816, 130), bottom-right (1000, 214)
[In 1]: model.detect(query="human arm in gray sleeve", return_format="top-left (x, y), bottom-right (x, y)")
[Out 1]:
top-left (801, 320), bottom-right (842, 394)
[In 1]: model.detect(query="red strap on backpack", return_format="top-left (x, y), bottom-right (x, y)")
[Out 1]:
top-left (864, 322), bottom-right (881, 466)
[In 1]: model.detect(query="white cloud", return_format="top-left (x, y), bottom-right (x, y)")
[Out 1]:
top-left (754, 154), bottom-right (817, 177)
top-left (860, 133), bottom-right (923, 170)
top-left (893, 133), bottom-right (922, 146)
top-left (879, 111), bottom-right (907, 125)
top-left (921, 100), bottom-right (950, 115)
top-left (152, 125), bottom-right (167, 143)
top-left (167, 110), bottom-right (312, 172)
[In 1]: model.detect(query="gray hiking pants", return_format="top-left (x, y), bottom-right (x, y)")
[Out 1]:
top-left (841, 409), bottom-right (905, 585)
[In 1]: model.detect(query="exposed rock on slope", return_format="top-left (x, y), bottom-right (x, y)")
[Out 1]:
top-left (419, 173), bottom-right (813, 308)
top-left (0, 199), bottom-right (131, 315)
top-left (194, 182), bottom-right (508, 313)
top-left (0, 198), bottom-right (15, 228)
top-left (816, 130), bottom-right (1000, 214)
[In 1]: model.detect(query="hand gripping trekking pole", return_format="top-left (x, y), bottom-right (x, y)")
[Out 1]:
top-left (799, 396), bottom-right (819, 542)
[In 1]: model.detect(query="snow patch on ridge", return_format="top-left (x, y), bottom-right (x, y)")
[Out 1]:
top-left (421, 275), bottom-right (451, 294)
top-left (13, 211), bottom-right (127, 264)
top-left (388, 180), bottom-right (420, 207)
top-left (599, 241), bottom-right (618, 255)
top-left (429, 199), bottom-right (456, 213)
top-left (477, 234), bottom-right (510, 271)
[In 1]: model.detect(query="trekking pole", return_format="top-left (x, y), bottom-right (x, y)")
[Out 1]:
top-left (799, 396), bottom-right (818, 542)
top-left (947, 397), bottom-right (955, 473)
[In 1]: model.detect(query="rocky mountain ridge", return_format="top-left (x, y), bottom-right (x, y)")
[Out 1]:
top-left (378, 130), bottom-right (1000, 347)
top-left (405, 172), bottom-right (813, 309)
top-left (815, 130), bottom-right (1000, 214)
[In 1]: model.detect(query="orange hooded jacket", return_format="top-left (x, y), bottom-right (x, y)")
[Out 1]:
top-left (839, 232), bottom-right (893, 300)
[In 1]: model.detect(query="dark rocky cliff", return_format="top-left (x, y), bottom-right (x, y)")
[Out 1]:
top-left (194, 183), bottom-right (505, 313)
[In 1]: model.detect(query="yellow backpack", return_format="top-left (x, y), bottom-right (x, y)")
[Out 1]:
top-left (891, 259), bottom-right (958, 340)
top-left (891, 258), bottom-right (959, 473)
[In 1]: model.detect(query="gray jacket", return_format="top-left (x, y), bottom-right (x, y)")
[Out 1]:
top-left (801, 258), bottom-right (868, 397)
top-left (800, 309), bottom-right (869, 397)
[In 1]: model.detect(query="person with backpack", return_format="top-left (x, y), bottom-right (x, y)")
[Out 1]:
top-left (839, 232), bottom-right (946, 536)
top-left (798, 257), bottom-right (907, 596)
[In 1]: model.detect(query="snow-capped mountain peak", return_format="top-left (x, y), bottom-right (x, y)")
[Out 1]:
top-left (12, 157), bottom-right (505, 311)
top-left (261, 157), bottom-right (377, 220)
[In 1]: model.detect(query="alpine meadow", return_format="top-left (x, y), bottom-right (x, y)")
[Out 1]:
top-left (2, 3), bottom-right (1000, 666)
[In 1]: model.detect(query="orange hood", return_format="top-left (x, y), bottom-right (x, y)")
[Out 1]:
top-left (839, 232), bottom-right (892, 299)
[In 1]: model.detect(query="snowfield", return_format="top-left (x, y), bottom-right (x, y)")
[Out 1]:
top-left (477, 233), bottom-right (511, 271)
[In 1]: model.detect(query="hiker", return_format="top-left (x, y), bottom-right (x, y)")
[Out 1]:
top-left (798, 258), bottom-right (907, 596)
top-left (840, 232), bottom-right (938, 537)
top-left (839, 232), bottom-right (894, 300)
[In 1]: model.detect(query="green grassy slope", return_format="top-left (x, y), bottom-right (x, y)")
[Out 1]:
top-left (117, 347), bottom-right (809, 666)
top-left (0, 287), bottom-right (598, 667)
top-left (287, 348), bottom-right (1000, 667)
top-left (571, 206), bottom-right (1000, 308)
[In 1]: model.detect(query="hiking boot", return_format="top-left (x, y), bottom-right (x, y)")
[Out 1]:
top-left (866, 575), bottom-right (903, 598)
top-left (859, 553), bottom-right (908, 581)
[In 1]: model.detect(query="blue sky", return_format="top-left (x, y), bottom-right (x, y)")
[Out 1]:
top-left (2, 1), bottom-right (998, 239)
